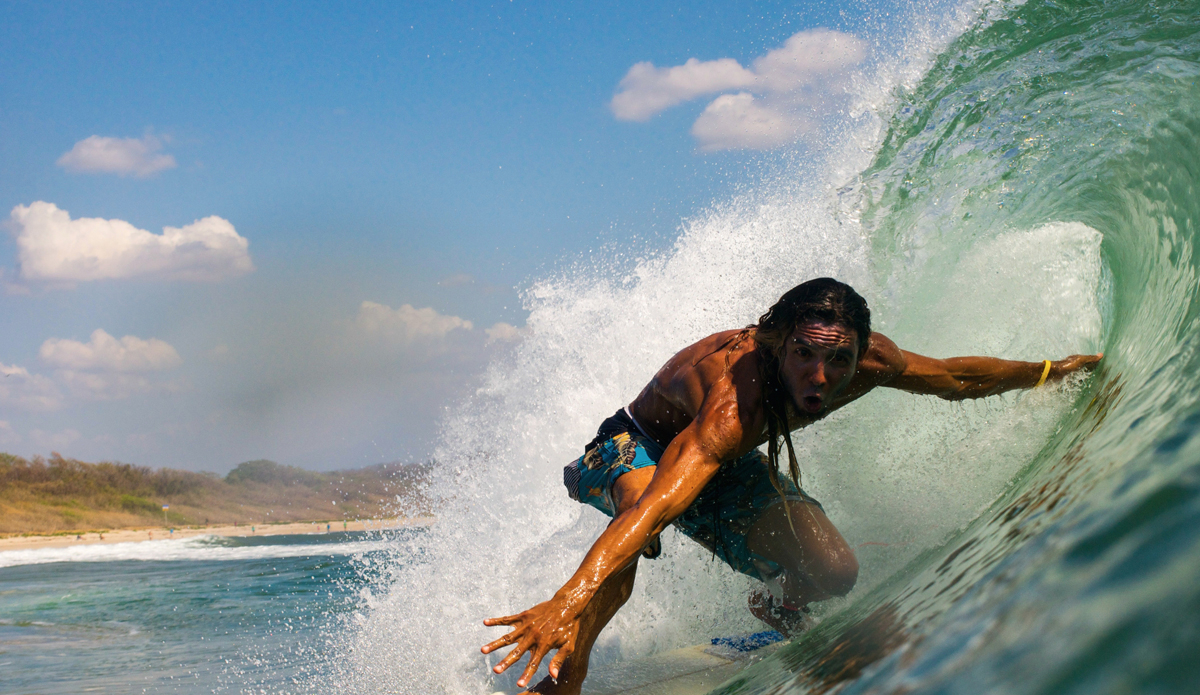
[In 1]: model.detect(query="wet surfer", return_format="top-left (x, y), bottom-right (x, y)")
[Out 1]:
top-left (482, 278), bottom-right (1102, 693)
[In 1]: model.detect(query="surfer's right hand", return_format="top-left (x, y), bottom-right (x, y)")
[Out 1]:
top-left (1052, 353), bottom-right (1104, 379)
top-left (482, 597), bottom-right (582, 688)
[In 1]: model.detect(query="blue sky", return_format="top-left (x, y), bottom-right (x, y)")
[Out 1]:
top-left (0, 0), bottom-right (899, 471)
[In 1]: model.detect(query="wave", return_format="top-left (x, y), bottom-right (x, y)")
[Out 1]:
top-left (318, 0), bottom-right (1200, 693)
top-left (0, 534), bottom-right (390, 568)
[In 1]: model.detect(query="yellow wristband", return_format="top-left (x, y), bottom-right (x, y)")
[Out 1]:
top-left (1035, 360), bottom-right (1052, 388)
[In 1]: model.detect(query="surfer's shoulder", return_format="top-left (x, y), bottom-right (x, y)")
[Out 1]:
top-left (680, 328), bottom-right (756, 370)
top-left (859, 333), bottom-right (906, 378)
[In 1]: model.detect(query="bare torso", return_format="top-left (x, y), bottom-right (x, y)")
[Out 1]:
top-left (627, 328), bottom-right (902, 455)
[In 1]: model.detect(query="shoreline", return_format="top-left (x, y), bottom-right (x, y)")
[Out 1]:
top-left (0, 517), bottom-right (434, 552)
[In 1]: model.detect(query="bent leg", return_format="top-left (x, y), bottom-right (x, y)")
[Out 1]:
top-left (525, 467), bottom-right (656, 695)
top-left (745, 500), bottom-right (858, 608)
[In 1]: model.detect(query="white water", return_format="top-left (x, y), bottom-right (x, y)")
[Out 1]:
top-left (0, 535), bottom-right (389, 568)
top-left (321, 5), bottom-right (1107, 694)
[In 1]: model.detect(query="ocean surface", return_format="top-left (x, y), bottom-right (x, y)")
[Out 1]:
top-left (0, 531), bottom-right (412, 694)
top-left (5, 0), bottom-right (1199, 692)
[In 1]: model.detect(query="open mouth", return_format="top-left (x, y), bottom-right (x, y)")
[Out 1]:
top-left (802, 395), bottom-right (823, 413)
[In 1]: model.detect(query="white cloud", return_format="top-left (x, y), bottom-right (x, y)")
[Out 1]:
top-left (57, 134), bottom-right (177, 177)
top-left (611, 58), bottom-right (755, 121)
top-left (354, 301), bottom-right (473, 345)
top-left (40, 329), bottom-right (182, 372)
top-left (691, 93), bottom-right (810, 152)
top-left (750, 29), bottom-right (869, 94)
top-left (610, 28), bottom-right (868, 150)
top-left (0, 363), bottom-right (62, 411)
top-left (484, 322), bottom-right (524, 344)
top-left (55, 370), bottom-right (186, 401)
top-left (0, 331), bottom-right (183, 410)
top-left (10, 201), bottom-right (254, 282)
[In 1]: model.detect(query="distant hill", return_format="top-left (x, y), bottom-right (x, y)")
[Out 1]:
top-left (0, 453), bottom-right (431, 535)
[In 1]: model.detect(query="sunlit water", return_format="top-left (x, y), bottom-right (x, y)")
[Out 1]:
top-left (5, 0), bottom-right (1199, 693)
top-left (0, 532), bottom-right (413, 694)
top-left (319, 0), bottom-right (1200, 693)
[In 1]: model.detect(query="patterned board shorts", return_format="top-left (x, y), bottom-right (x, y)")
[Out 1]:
top-left (563, 410), bottom-right (821, 582)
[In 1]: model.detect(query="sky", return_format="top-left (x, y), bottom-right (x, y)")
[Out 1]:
top-left (0, 0), bottom-right (902, 472)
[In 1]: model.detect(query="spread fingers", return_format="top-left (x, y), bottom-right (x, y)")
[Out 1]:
top-left (517, 645), bottom-right (551, 687)
top-left (493, 641), bottom-right (530, 674)
top-left (481, 631), bottom-right (518, 654)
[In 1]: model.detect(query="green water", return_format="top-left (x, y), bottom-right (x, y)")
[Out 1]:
top-left (717, 0), bottom-right (1200, 692)
top-left (158, 1), bottom-right (1200, 692)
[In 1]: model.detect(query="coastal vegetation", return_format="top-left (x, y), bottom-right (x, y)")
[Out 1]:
top-left (0, 452), bottom-right (430, 535)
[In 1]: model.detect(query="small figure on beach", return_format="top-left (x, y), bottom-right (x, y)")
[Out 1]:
top-left (482, 278), bottom-right (1102, 694)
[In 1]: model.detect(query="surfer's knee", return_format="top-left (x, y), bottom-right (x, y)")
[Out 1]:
top-left (611, 466), bottom-right (655, 515)
top-left (819, 553), bottom-right (859, 597)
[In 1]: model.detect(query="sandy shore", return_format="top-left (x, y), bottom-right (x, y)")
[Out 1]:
top-left (0, 517), bottom-right (433, 552)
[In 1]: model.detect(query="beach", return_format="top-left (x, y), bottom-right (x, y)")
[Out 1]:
top-left (0, 517), bottom-right (433, 552)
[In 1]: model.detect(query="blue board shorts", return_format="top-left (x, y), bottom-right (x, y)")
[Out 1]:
top-left (563, 409), bottom-right (821, 582)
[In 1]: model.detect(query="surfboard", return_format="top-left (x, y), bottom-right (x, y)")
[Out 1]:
top-left (580, 631), bottom-right (785, 695)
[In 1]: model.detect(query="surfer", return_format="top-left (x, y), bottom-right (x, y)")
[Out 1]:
top-left (482, 278), bottom-right (1101, 693)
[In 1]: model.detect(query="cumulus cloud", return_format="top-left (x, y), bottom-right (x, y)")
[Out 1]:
top-left (691, 93), bottom-right (811, 151)
top-left (0, 331), bottom-right (183, 410)
top-left (484, 322), bottom-right (525, 344)
top-left (611, 58), bottom-right (755, 121)
top-left (354, 301), bottom-right (473, 345)
top-left (57, 134), bottom-right (177, 177)
top-left (610, 28), bottom-right (868, 150)
top-left (0, 362), bottom-right (62, 411)
top-left (10, 201), bottom-right (254, 282)
top-left (55, 370), bottom-right (185, 401)
top-left (40, 330), bottom-right (182, 372)
top-left (750, 29), bottom-right (868, 93)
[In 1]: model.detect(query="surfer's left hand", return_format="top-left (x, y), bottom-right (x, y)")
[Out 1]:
top-left (482, 598), bottom-right (581, 688)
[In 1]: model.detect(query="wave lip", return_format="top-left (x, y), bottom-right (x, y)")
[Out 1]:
top-left (0, 534), bottom-right (389, 568)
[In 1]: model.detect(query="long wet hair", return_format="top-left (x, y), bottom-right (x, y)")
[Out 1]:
top-left (750, 278), bottom-right (871, 503)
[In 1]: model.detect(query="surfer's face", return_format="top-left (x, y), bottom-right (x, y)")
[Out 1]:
top-left (780, 321), bottom-right (859, 415)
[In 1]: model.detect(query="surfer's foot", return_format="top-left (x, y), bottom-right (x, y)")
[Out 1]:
top-left (748, 589), bottom-right (812, 637)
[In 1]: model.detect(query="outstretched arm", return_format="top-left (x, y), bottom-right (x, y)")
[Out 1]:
top-left (480, 399), bottom-right (741, 688)
top-left (865, 334), bottom-right (1102, 400)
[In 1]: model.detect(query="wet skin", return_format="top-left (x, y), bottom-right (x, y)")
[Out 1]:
top-left (482, 322), bottom-right (1102, 693)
